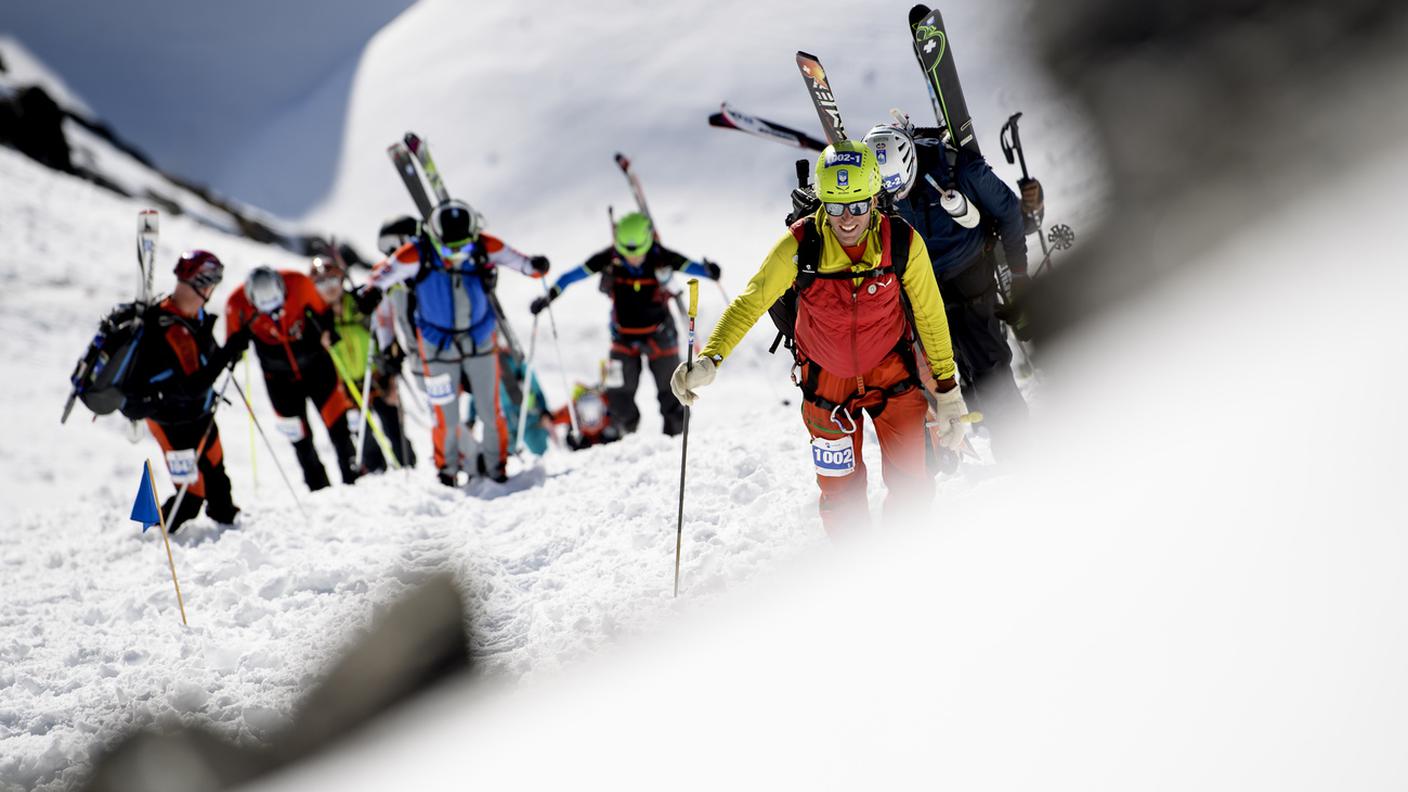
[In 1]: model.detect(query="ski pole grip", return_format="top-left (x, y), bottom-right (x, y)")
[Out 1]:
top-left (687, 278), bottom-right (700, 318)
top-left (795, 159), bottom-right (810, 188)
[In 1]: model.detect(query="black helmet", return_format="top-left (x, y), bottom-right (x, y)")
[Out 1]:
top-left (427, 200), bottom-right (481, 253)
top-left (378, 215), bottom-right (420, 256)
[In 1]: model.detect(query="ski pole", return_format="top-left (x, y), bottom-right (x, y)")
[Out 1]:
top-left (230, 375), bottom-right (311, 524)
top-left (244, 352), bottom-right (258, 490)
top-left (673, 278), bottom-right (700, 598)
top-left (515, 313), bottom-right (541, 455)
top-left (354, 336), bottom-right (376, 470)
top-left (166, 372), bottom-right (235, 528)
top-left (539, 279), bottom-right (580, 436)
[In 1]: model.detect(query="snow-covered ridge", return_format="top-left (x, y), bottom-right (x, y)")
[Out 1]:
top-left (0, 36), bottom-right (355, 261)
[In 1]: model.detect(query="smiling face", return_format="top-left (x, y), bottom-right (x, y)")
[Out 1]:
top-left (825, 205), bottom-right (872, 247)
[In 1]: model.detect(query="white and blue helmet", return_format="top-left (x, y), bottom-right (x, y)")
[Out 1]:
top-left (863, 123), bottom-right (918, 199)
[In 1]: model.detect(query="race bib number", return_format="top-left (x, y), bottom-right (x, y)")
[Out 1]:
top-left (811, 436), bottom-right (855, 478)
top-left (425, 373), bottom-right (456, 406)
top-left (604, 359), bottom-right (626, 389)
top-left (275, 416), bottom-right (307, 442)
top-left (165, 449), bottom-right (199, 485)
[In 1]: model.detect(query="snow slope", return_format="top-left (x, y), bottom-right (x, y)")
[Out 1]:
top-left (0, 141), bottom-right (992, 791)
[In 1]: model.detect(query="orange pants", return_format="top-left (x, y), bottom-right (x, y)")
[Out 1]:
top-left (800, 350), bottom-right (931, 536)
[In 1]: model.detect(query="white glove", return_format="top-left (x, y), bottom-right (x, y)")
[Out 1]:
top-left (670, 356), bottom-right (717, 406)
top-left (929, 386), bottom-right (969, 451)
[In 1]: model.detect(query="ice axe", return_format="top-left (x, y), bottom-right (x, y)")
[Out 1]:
top-left (999, 111), bottom-right (1075, 275)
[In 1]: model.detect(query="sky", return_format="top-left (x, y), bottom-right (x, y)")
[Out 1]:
top-left (2, 0), bottom-right (413, 202)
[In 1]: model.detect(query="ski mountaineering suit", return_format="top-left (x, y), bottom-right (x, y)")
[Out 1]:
top-left (702, 211), bottom-right (956, 534)
top-left (370, 233), bottom-right (542, 482)
top-left (226, 271), bottom-right (359, 490)
top-left (125, 296), bottom-right (240, 531)
top-left (896, 138), bottom-right (1029, 455)
top-left (547, 243), bottom-right (716, 436)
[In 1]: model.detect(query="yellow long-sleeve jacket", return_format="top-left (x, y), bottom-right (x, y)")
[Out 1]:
top-left (701, 212), bottom-right (957, 381)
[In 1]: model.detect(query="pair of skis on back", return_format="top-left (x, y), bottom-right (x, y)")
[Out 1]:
top-left (387, 134), bottom-right (526, 363)
top-left (706, 5), bottom-right (965, 154)
top-left (788, 32), bottom-right (992, 464)
top-left (709, 4), bottom-right (1074, 268)
top-left (61, 210), bottom-right (161, 424)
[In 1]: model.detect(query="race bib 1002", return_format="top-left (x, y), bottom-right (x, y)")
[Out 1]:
top-left (165, 449), bottom-right (199, 485)
top-left (811, 435), bottom-right (855, 478)
top-left (425, 373), bottom-right (456, 406)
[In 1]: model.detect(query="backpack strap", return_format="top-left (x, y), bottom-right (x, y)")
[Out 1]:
top-left (888, 213), bottom-right (912, 282)
top-left (790, 217), bottom-right (823, 292)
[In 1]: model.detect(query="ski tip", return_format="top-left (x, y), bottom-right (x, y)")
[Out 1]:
top-left (403, 132), bottom-right (422, 149)
top-left (707, 112), bottom-right (729, 129)
top-left (908, 5), bottom-right (931, 26)
top-left (796, 50), bottom-right (819, 61)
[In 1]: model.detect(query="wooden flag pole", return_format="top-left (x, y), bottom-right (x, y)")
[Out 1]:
top-left (146, 459), bottom-right (188, 626)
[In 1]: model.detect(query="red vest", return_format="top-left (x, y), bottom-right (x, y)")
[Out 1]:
top-left (794, 215), bottom-right (906, 378)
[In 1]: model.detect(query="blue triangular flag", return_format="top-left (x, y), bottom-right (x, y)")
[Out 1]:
top-left (130, 463), bottom-right (161, 534)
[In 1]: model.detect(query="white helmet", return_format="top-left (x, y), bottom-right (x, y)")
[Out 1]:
top-left (862, 124), bottom-right (918, 199)
top-left (245, 266), bottom-right (286, 315)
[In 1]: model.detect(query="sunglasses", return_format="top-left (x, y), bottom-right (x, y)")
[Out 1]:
top-left (823, 199), bottom-right (873, 217)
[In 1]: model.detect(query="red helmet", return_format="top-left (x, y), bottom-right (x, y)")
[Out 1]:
top-left (173, 250), bottom-right (224, 289)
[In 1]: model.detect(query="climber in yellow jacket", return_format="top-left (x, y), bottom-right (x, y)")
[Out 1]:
top-left (671, 139), bottom-right (968, 534)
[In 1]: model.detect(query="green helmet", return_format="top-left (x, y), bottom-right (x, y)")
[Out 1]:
top-left (814, 140), bottom-right (882, 203)
top-left (614, 212), bottom-right (654, 257)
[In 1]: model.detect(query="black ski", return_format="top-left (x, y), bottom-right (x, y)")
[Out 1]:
top-left (1000, 111), bottom-right (1076, 275)
top-left (387, 142), bottom-right (434, 218)
top-left (613, 152), bottom-right (657, 232)
top-left (910, 5), bottom-right (981, 156)
top-left (795, 51), bottom-right (847, 145)
top-left (708, 102), bottom-right (827, 152)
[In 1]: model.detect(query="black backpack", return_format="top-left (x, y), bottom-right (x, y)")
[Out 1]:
top-left (69, 302), bottom-right (147, 418)
top-left (767, 214), bottom-right (916, 357)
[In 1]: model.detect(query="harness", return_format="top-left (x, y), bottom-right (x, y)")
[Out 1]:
top-left (777, 215), bottom-right (925, 427)
top-left (605, 250), bottom-right (674, 335)
top-left (407, 237), bottom-right (497, 353)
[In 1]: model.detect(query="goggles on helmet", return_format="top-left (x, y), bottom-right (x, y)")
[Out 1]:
top-left (185, 267), bottom-right (223, 290)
